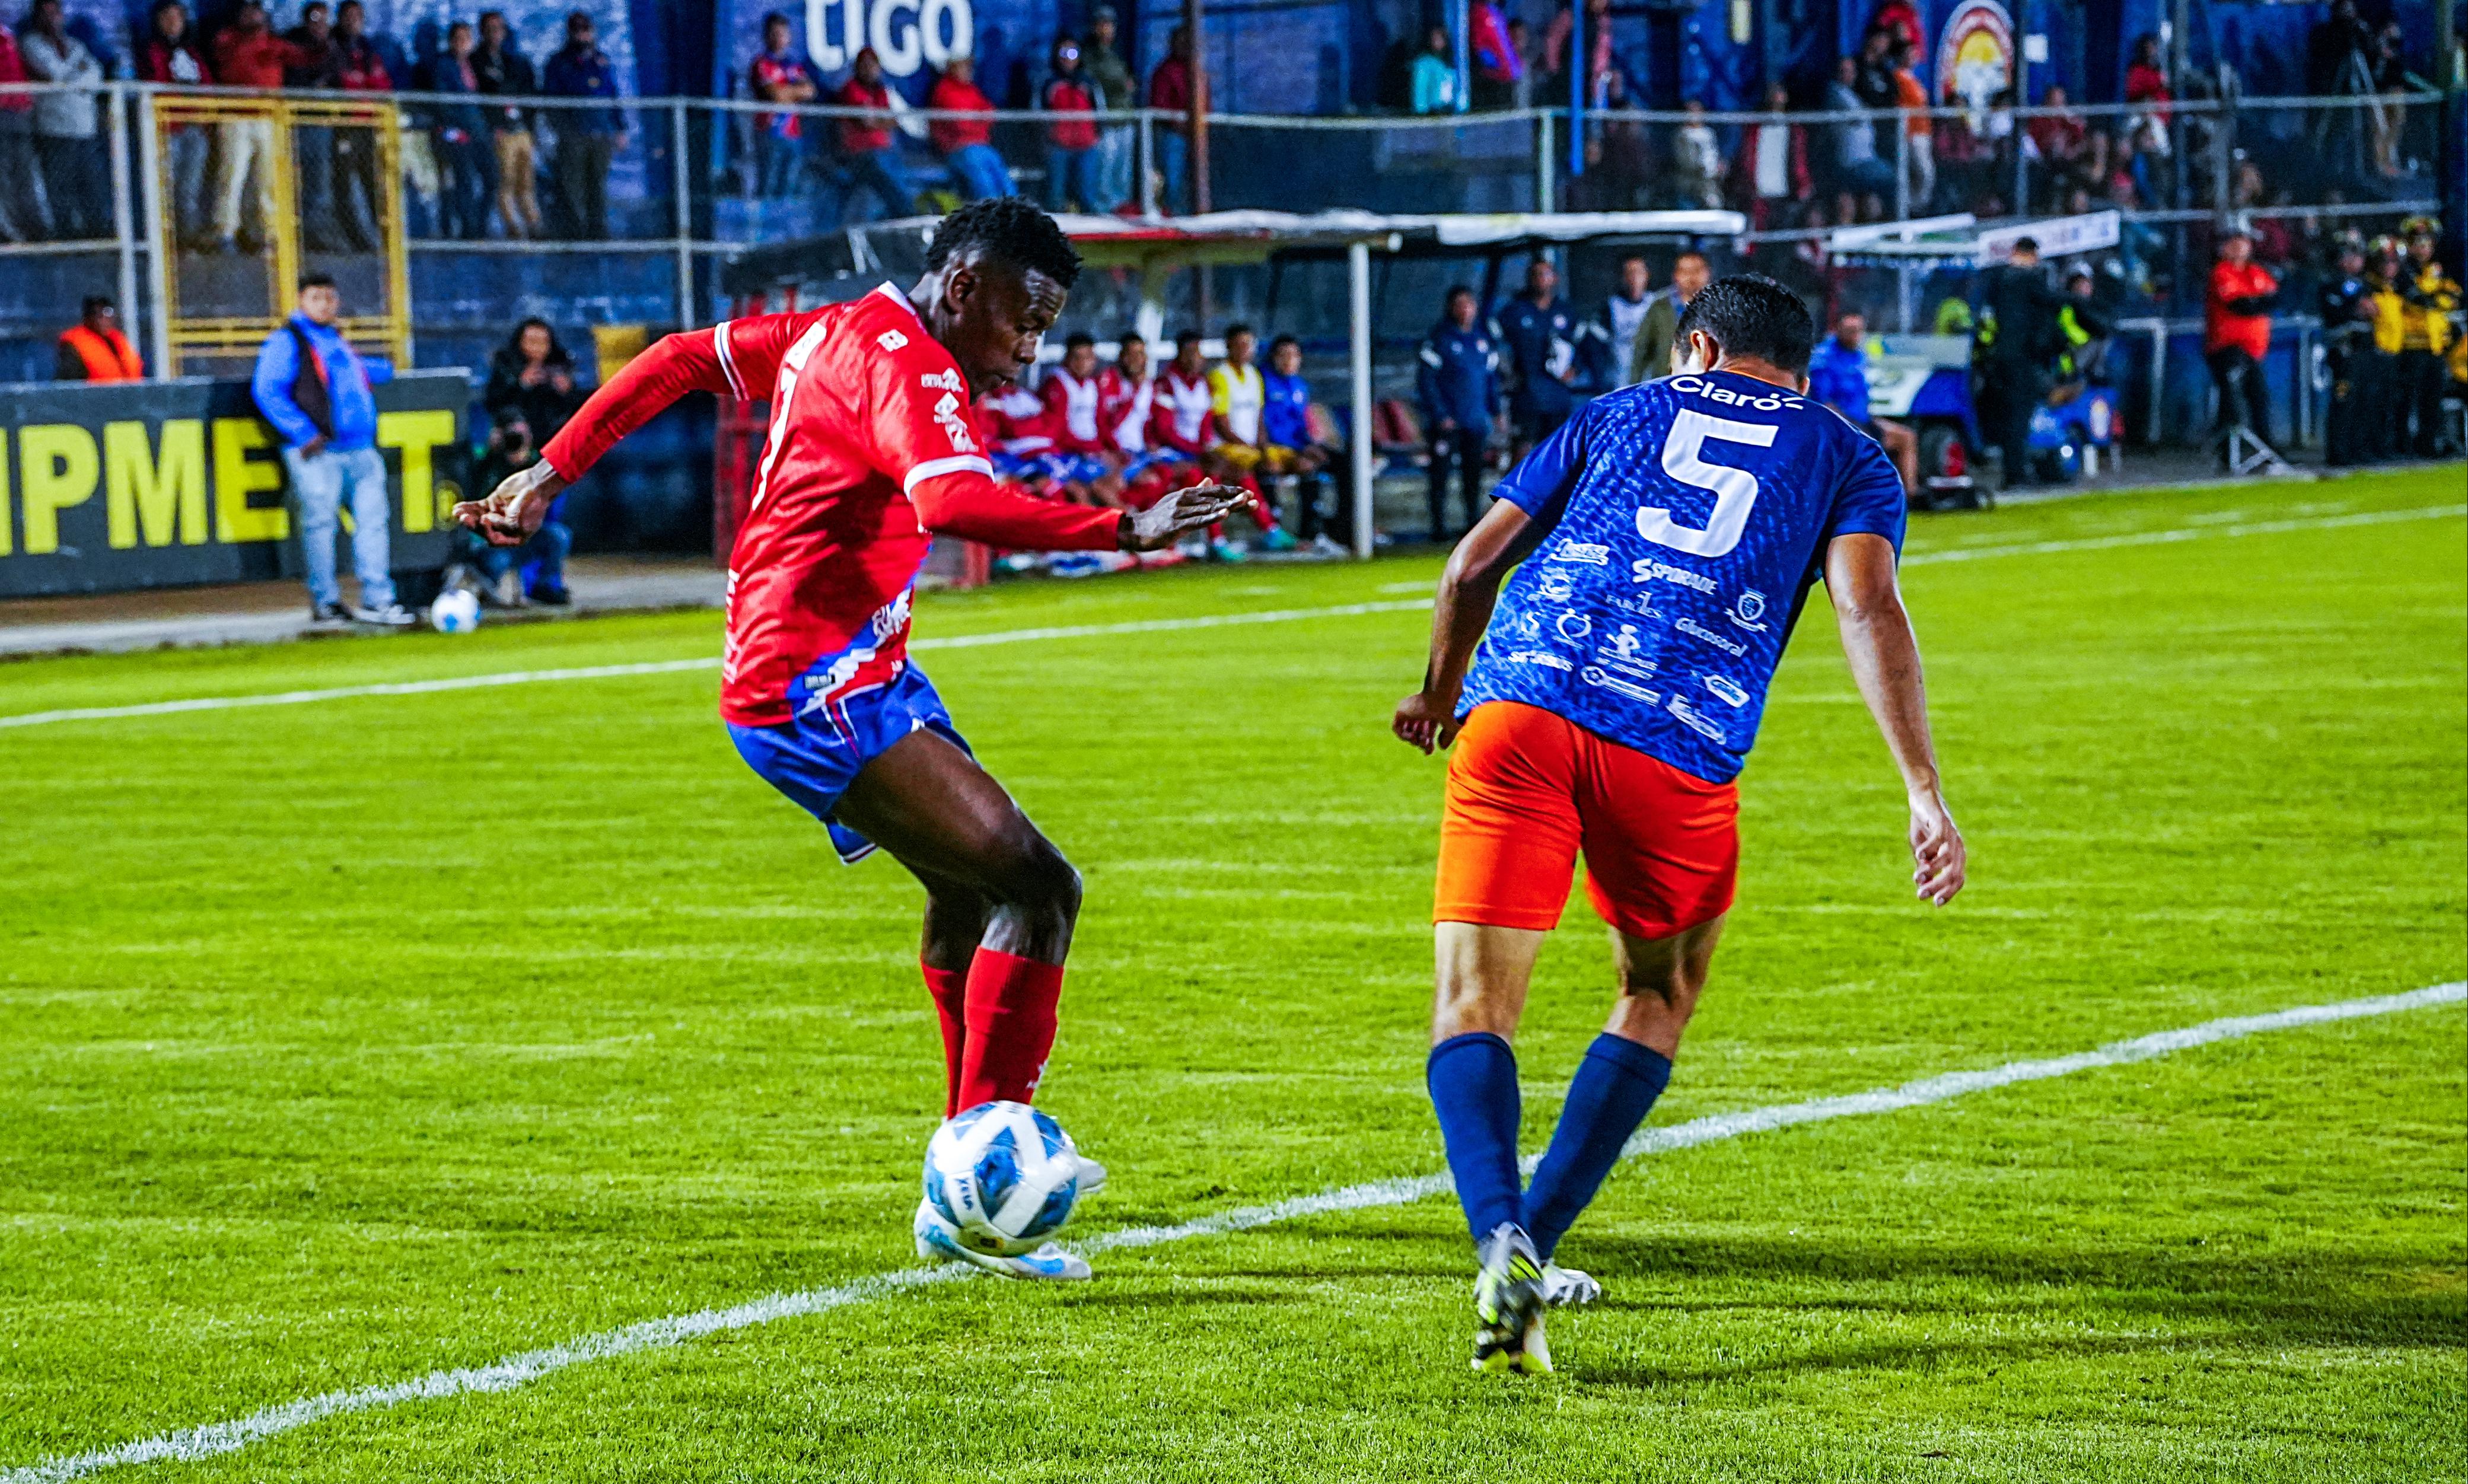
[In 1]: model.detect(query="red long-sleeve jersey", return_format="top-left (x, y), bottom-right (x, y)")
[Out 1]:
top-left (540, 284), bottom-right (1120, 726)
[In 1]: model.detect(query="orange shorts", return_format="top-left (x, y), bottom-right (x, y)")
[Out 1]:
top-left (1435, 700), bottom-right (1739, 940)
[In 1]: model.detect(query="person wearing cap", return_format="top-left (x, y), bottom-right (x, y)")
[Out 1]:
top-left (2388, 218), bottom-right (2459, 458)
top-left (2317, 234), bottom-right (2382, 466)
top-left (1974, 235), bottom-right (2069, 489)
top-left (55, 294), bottom-right (142, 382)
top-left (2203, 226), bottom-right (2281, 465)
top-left (1039, 36), bottom-right (1102, 213)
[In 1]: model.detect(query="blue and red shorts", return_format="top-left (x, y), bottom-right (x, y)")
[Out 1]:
top-left (728, 660), bottom-right (969, 865)
top-left (1435, 700), bottom-right (1738, 940)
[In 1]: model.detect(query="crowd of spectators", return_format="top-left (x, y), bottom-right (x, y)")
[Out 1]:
top-left (732, 5), bottom-right (1192, 227)
top-left (0, 0), bottom-right (623, 247)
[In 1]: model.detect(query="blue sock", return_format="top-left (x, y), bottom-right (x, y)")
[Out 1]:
top-left (1523, 1033), bottom-right (1673, 1260)
top-left (1426, 1031), bottom-right (1524, 1240)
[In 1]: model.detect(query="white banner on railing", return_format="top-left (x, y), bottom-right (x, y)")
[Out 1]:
top-left (1976, 209), bottom-right (2120, 265)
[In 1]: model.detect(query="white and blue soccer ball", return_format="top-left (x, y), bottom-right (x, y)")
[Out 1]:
top-left (922, 1100), bottom-right (1085, 1255)
top-left (429, 587), bottom-right (482, 634)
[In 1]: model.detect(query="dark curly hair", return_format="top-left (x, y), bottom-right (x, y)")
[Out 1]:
top-left (925, 198), bottom-right (1082, 290)
top-left (1673, 274), bottom-right (1816, 375)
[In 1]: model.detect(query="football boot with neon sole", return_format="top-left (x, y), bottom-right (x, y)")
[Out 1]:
top-left (912, 1198), bottom-right (1093, 1281)
top-left (1471, 1222), bottom-right (1551, 1374)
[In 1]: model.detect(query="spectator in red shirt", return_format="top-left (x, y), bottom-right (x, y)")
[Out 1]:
top-left (138, 3), bottom-right (209, 246)
top-left (2026, 84), bottom-right (2088, 206)
top-left (2205, 227), bottom-right (2280, 458)
top-left (208, 1), bottom-right (314, 252)
top-left (927, 54), bottom-right (1012, 200)
top-left (823, 46), bottom-right (913, 225)
top-left (1467, 1), bottom-right (1521, 108)
top-left (749, 11), bottom-right (814, 199)
top-left (0, 21), bottom-right (40, 244)
top-left (1040, 37), bottom-right (1101, 212)
top-left (332, 0), bottom-right (391, 251)
top-left (1729, 81), bottom-right (1811, 228)
top-left (1147, 24), bottom-right (1195, 212)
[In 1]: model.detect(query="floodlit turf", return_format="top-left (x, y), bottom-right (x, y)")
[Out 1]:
top-left (1, 470), bottom-right (2461, 1483)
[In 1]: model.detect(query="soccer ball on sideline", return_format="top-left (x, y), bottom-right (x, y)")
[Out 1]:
top-left (921, 1100), bottom-right (1087, 1256)
top-left (429, 588), bottom-right (482, 634)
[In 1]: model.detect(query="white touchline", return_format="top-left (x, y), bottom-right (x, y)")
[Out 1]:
top-left (7, 981), bottom-right (2459, 1484)
top-left (2, 505), bottom-right (2460, 735)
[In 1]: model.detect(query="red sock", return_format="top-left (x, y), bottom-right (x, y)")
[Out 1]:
top-left (921, 961), bottom-right (969, 1119)
top-left (956, 949), bottom-right (1066, 1109)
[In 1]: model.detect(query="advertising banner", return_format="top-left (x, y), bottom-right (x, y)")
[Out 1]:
top-left (0, 371), bottom-right (467, 600)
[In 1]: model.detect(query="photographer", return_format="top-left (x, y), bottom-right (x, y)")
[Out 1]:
top-left (449, 410), bottom-right (572, 607)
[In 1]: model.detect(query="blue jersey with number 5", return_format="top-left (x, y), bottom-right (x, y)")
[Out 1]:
top-left (1457, 368), bottom-right (1906, 783)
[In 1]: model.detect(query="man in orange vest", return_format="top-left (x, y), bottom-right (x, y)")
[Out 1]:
top-left (2204, 226), bottom-right (2280, 465)
top-left (55, 295), bottom-right (143, 382)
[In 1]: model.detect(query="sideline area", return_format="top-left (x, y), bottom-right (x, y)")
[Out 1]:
top-left (5, 455), bottom-right (2438, 661)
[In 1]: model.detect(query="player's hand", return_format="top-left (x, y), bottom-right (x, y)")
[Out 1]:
top-left (1907, 784), bottom-right (1966, 906)
top-left (1393, 690), bottom-right (1460, 754)
top-left (1117, 481), bottom-right (1252, 552)
top-left (453, 459), bottom-right (569, 548)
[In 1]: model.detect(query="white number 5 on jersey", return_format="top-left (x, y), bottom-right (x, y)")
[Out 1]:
top-left (1639, 408), bottom-right (1780, 559)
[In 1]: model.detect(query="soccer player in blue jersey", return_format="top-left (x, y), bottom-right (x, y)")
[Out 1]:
top-left (1392, 276), bottom-right (1966, 1372)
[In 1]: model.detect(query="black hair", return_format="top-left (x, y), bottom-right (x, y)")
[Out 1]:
top-left (924, 196), bottom-right (1082, 289)
top-left (81, 294), bottom-right (113, 313)
top-left (503, 316), bottom-right (570, 364)
top-left (1268, 333), bottom-right (1300, 355)
top-left (1673, 274), bottom-right (1816, 375)
top-left (1443, 284), bottom-right (1474, 302)
top-left (762, 9), bottom-right (790, 27)
top-left (1224, 321), bottom-right (1255, 340)
top-left (2010, 235), bottom-right (2040, 256)
top-left (1674, 247), bottom-right (1711, 266)
top-left (1173, 327), bottom-right (1203, 345)
top-left (1063, 331), bottom-right (1095, 351)
top-left (298, 271), bottom-right (337, 291)
top-left (1116, 327), bottom-right (1145, 343)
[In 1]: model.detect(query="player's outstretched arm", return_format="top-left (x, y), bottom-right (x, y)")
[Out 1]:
top-left (1826, 532), bottom-right (1966, 906)
top-left (454, 322), bottom-right (775, 546)
top-left (909, 475), bottom-right (1250, 553)
top-left (1393, 498), bottom-right (1547, 753)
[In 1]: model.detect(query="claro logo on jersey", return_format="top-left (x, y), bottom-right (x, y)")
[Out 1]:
top-left (1669, 375), bottom-right (1805, 412)
top-left (929, 389), bottom-right (977, 453)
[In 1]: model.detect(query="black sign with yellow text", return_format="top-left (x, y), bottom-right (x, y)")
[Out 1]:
top-left (0, 371), bottom-right (467, 598)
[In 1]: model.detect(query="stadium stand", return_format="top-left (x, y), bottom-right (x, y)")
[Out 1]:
top-left (0, 0), bottom-right (2454, 583)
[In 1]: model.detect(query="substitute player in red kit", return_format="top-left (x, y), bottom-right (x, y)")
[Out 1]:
top-left (455, 199), bottom-right (1249, 1281)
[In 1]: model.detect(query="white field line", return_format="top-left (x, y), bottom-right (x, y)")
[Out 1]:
top-left (3, 504), bottom-right (2460, 735)
top-left (8, 980), bottom-right (2460, 1484)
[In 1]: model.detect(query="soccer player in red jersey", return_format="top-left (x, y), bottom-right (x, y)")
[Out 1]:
top-left (454, 199), bottom-right (1247, 1281)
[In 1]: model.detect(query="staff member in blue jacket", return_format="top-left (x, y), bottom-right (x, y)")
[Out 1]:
top-left (1489, 256), bottom-right (1578, 456)
top-left (1417, 284), bottom-right (1500, 541)
top-left (253, 273), bottom-right (413, 627)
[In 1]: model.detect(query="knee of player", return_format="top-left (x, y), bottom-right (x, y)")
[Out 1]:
top-left (1616, 956), bottom-right (1702, 1007)
top-left (995, 839), bottom-right (1082, 919)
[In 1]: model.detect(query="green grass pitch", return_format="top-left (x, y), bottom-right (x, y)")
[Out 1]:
top-left (1, 470), bottom-right (2461, 1482)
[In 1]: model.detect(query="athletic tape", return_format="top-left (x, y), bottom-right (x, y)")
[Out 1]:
top-left (8, 981), bottom-right (2459, 1484)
